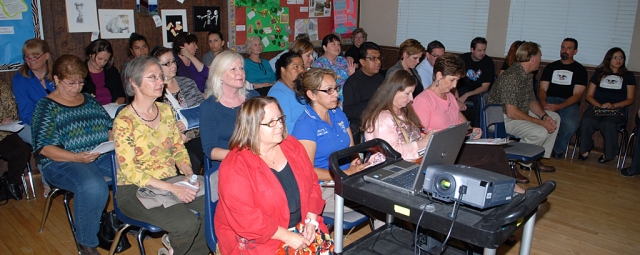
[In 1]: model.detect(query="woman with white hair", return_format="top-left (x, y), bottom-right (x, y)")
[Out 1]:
top-left (244, 36), bottom-right (276, 95)
top-left (200, 51), bottom-right (260, 171)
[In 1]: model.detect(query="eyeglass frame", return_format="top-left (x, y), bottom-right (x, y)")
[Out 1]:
top-left (260, 115), bottom-right (286, 127)
top-left (60, 79), bottom-right (86, 87)
top-left (144, 75), bottom-right (168, 83)
top-left (23, 54), bottom-right (45, 62)
top-left (315, 86), bottom-right (341, 95)
top-left (161, 59), bottom-right (177, 67)
top-left (364, 56), bottom-right (383, 62)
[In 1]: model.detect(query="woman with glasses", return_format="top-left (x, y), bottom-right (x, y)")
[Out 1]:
top-left (151, 46), bottom-right (205, 174)
top-left (312, 34), bottom-right (356, 100)
top-left (387, 39), bottom-right (425, 98)
top-left (292, 68), bottom-right (369, 216)
top-left (244, 36), bottom-right (276, 95)
top-left (200, 51), bottom-right (259, 171)
top-left (216, 96), bottom-right (328, 254)
top-left (578, 47), bottom-right (636, 163)
top-left (173, 32), bottom-right (209, 93)
top-left (267, 52), bottom-right (306, 130)
top-left (114, 56), bottom-right (207, 255)
top-left (344, 28), bottom-right (367, 68)
top-left (12, 38), bottom-right (55, 145)
top-left (31, 54), bottom-right (114, 255)
top-left (82, 39), bottom-right (126, 105)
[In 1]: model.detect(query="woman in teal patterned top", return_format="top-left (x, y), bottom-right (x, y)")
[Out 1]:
top-left (31, 54), bottom-right (113, 255)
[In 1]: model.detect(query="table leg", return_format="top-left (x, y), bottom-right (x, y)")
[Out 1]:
top-left (334, 194), bottom-right (345, 253)
top-left (483, 248), bottom-right (497, 255)
top-left (519, 212), bottom-right (537, 255)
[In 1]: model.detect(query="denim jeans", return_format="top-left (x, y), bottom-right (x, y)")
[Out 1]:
top-left (41, 154), bottom-right (113, 247)
top-left (546, 97), bottom-right (579, 154)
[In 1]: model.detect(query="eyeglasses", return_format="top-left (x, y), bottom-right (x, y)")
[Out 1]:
top-left (260, 115), bottom-right (286, 127)
top-left (365, 56), bottom-right (383, 62)
top-left (145, 75), bottom-right (167, 82)
top-left (23, 54), bottom-right (44, 61)
top-left (315, 86), bottom-right (341, 95)
top-left (161, 59), bottom-right (177, 67)
top-left (61, 80), bottom-right (86, 87)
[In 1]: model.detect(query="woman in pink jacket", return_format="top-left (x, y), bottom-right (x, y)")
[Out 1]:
top-left (215, 96), bottom-right (328, 254)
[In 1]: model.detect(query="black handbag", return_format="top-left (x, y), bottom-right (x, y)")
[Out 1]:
top-left (0, 173), bottom-right (11, 205)
top-left (98, 210), bottom-right (132, 253)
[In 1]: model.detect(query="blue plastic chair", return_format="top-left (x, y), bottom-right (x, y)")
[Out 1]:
top-left (108, 152), bottom-right (164, 255)
top-left (480, 103), bottom-right (544, 185)
top-left (322, 211), bottom-right (370, 239)
top-left (204, 158), bottom-right (218, 253)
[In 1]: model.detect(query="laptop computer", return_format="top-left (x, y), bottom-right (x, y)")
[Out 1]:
top-left (362, 121), bottom-right (470, 195)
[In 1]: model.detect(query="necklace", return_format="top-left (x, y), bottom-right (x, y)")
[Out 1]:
top-left (262, 146), bottom-right (279, 165)
top-left (130, 103), bottom-right (159, 122)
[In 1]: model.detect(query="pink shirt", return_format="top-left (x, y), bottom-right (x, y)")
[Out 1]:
top-left (90, 71), bottom-right (110, 105)
top-left (364, 110), bottom-right (422, 160)
top-left (413, 89), bottom-right (463, 130)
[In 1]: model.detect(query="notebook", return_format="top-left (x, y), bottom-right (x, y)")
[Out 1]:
top-left (362, 121), bottom-right (470, 195)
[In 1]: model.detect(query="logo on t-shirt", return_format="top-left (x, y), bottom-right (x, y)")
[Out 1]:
top-left (338, 121), bottom-right (347, 133)
top-left (317, 128), bottom-right (328, 136)
top-left (600, 75), bottom-right (623, 90)
top-left (466, 69), bottom-right (482, 81)
top-left (551, 70), bottom-right (573, 85)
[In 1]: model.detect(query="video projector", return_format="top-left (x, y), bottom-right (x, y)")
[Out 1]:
top-left (423, 165), bottom-right (516, 209)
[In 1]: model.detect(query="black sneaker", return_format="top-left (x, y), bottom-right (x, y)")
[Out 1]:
top-left (621, 167), bottom-right (639, 177)
top-left (8, 183), bottom-right (23, 200)
top-left (551, 151), bottom-right (564, 159)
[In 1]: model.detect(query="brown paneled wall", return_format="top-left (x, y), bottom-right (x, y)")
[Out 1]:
top-left (0, 0), bottom-right (227, 86)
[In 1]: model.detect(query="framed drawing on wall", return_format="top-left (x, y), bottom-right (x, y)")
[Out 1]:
top-left (65, 0), bottom-right (99, 33)
top-left (193, 6), bottom-right (220, 32)
top-left (98, 9), bottom-right (135, 39)
top-left (162, 9), bottom-right (188, 47)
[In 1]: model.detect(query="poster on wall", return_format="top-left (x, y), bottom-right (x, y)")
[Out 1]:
top-left (234, 0), bottom-right (279, 11)
top-left (98, 9), bottom-right (135, 39)
top-left (137, 0), bottom-right (158, 16)
top-left (65, 0), bottom-right (99, 33)
top-left (245, 7), bottom-right (289, 52)
top-left (161, 9), bottom-right (188, 47)
top-left (294, 19), bottom-right (318, 41)
top-left (333, 0), bottom-right (357, 36)
top-left (309, 0), bottom-right (331, 18)
top-left (0, 0), bottom-right (44, 72)
top-left (193, 6), bottom-right (220, 32)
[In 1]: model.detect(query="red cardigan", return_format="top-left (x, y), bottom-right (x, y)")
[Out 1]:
top-left (215, 136), bottom-right (327, 255)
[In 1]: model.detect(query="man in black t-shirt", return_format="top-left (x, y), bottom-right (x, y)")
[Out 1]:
top-left (458, 37), bottom-right (495, 126)
top-left (538, 38), bottom-right (588, 158)
top-left (343, 42), bottom-right (384, 144)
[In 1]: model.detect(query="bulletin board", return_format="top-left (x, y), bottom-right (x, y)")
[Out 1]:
top-left (229, 0), bottom-right (340, 53)
top-left (0, 0), bottom-right (44, 72)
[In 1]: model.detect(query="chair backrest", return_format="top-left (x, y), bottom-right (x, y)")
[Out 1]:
top-left (204, 159), bottom-right (218, 252)
top-left (480, 104), bottom-right (509, 139)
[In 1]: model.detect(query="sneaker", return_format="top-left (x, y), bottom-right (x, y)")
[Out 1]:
top-left (551, 151), bottom-right (564, 159)
top-left (621, 167), bottom-right (639, 177)
top-left (8, 183), bottom-right (23, 200)
top-left (78, 244), bottom-right (100, 255)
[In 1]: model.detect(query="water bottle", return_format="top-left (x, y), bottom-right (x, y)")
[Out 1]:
top-left (187, 175), bottom-right (199, 191)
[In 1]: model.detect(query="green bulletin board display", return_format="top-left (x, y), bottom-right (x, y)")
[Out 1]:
top-left (245, 7), bottom-right (289, 52)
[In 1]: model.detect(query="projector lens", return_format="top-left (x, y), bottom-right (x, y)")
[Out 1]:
top-left (441, 179), bottom-right (451, 189)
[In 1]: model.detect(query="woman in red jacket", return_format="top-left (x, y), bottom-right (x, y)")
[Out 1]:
top-left (215, 96), bottom-right (328, 254)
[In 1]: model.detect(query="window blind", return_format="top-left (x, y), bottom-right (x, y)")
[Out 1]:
top-left (396, 0), bottom-right (490, 54)
top-left (505, 0), bottom-right (638, 66)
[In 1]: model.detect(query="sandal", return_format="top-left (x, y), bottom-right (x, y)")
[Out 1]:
top-left (158, 248), bottom-right (170, 255)
top-left (161, 234), bottom-right (173, 255)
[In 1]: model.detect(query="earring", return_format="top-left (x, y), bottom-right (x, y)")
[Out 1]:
top-left (435, 80), bottom-right (440, 87)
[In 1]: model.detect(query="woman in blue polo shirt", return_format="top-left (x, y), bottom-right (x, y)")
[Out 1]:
top-left (292, 68), bottom-right (369, 215)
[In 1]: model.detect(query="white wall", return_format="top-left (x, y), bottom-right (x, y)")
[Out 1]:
top-left (360, 0), bottom-right (640, 71)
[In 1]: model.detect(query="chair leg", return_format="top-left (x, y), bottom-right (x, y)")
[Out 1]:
top-left (532, 160), bottom-right (543, 185)
top-left (39, 188), bottom-right (62, 232)
top-left (26, 162), bottom-right (36, 199)
top-left (616, 130), bottom-right (628, 170)
top-left (570, 131), bottom-right (579, 160)
top-left (21, 174), bottom-right (30, 200)
top-left (622, 133), bottom-right (636, 168)
top-left (63, 191), bottom-right (81, 254)
top-left (108, 224), bottom-right (132, 255)
top-left (136, 228), bottom-right (148, 255)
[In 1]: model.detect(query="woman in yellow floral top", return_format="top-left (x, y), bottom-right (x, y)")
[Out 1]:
top-left (113, 56), bottom-right (207, 255)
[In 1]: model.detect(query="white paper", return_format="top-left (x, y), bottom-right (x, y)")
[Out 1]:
top-left (1, 0), bottom-right (28, 17)
top-left (0, 26), bottom-right (14, 34)
top-left (236, 25), bottom-right (245, 31)
top-left (464, 138), bottom-right (510, 145)
top-left (263, 27), bottom-right (272, 34)
top-left (102, 103), bottom-right (124, 118)
top-left (261, 36), bottom-right (270, 47)
top-left (91, 141), bottom-right (115, 154)
top-left (300, 7), bottom-right (309, 12)
top-left (0, 121), bottom-right (24, 132)
top-left (247, 11), bottom-right (255, 20)
top-left (177, 0), bottom-right (184, 3)
top-left (153, 15), bottom-right (162, 27)
top-left (91, 31), bottom-right (99, 41)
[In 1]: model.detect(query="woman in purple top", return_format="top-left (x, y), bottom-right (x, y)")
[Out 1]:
top-left (81, 39), bottom-right (125, 105)
top-left (173, 32), bottom-right (209, 93)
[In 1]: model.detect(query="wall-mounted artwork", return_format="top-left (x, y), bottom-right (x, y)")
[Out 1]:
top-left (98, 9), bottom-right (135, 39)
top-left (137, 0), bottom-right (158, 16)
top-left (309, 0), bottom-right (331, 18)
top-left (161, 9), bottom-right (188, 47)
top-left (65, 0), bottom-right (99, 33)
top-left (193, 6), bottom-right (221, 32)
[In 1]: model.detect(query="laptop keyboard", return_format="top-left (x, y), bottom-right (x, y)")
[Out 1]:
top-left (383, 167), bottom-right (419, 189)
